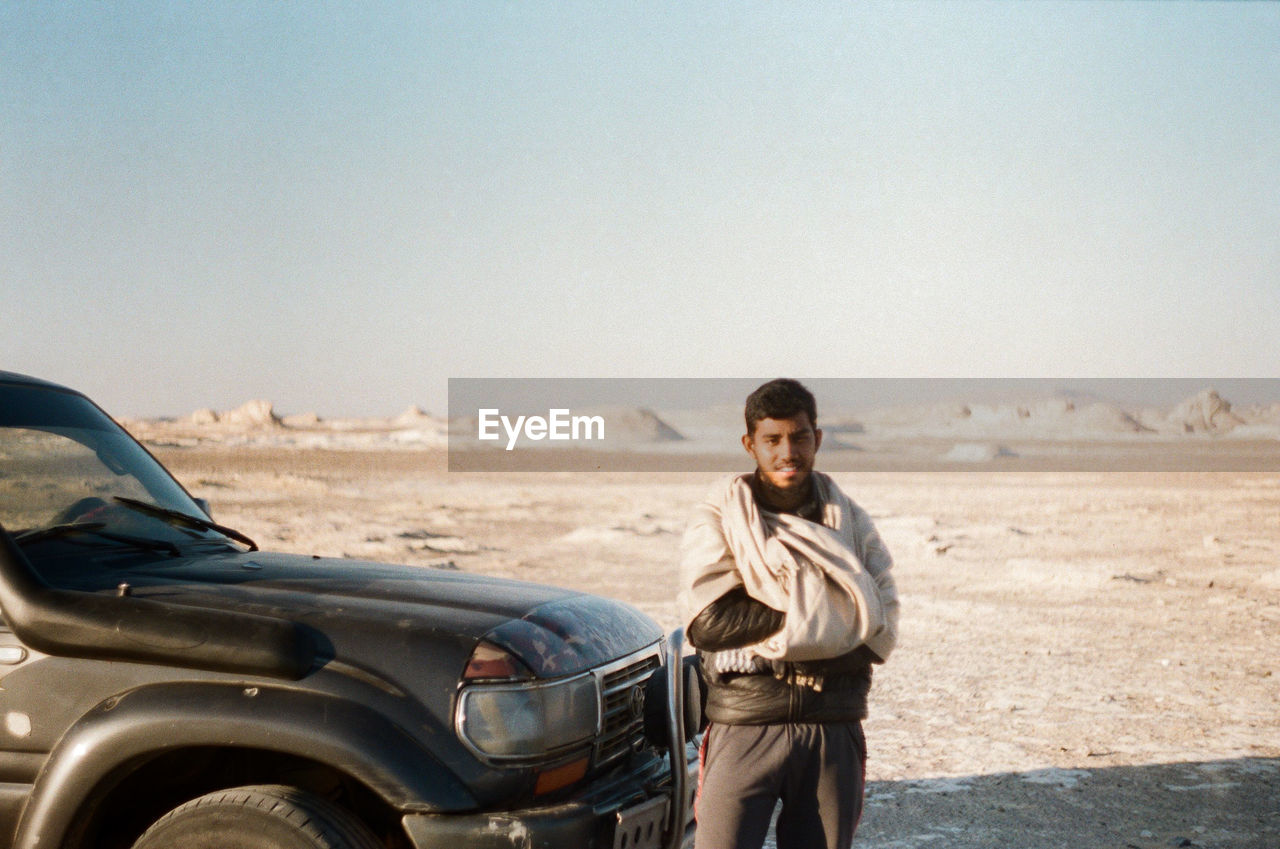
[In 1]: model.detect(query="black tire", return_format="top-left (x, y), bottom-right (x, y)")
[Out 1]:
top-left (129, 784), bottom-right (382, 849)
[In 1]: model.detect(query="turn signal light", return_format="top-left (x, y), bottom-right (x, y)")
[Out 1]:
top-left (463, 641), bottom-right (531, 680)
top-left (534, 757), bottom-right (589, 795)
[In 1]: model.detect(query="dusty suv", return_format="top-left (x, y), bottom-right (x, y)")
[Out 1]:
top-left (0, 371), bottom-right (697, 849)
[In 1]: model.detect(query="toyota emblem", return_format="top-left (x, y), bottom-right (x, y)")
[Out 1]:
top-left (628, 684), bottom-right (646, 720)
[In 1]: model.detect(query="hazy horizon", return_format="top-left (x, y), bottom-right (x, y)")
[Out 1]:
top-left (85, 377), bottom-right (1280, 421)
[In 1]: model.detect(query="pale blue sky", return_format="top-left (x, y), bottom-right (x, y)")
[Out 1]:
top-left (4, 3), bottom-right (1278, 417)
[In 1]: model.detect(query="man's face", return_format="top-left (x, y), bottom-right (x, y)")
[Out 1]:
top-left (742, 413), bottom-right (822, 494)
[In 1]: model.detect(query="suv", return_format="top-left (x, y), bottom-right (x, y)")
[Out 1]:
top-left (0, 372), bottom-right (698, 849)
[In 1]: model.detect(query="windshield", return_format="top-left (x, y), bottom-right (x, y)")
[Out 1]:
top-left (0, 382), bottom-right (239, 554)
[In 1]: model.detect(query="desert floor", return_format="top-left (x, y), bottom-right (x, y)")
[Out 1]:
top-left (157, 446), bottom-right (1280, 849)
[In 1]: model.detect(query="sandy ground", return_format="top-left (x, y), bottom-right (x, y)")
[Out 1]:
top-left (156, 446), bottom-right (1280, 849)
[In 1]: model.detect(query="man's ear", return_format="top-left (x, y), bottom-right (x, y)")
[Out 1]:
top-left (814, 428), bottom-right (823, 452)
top-left (741, 433), bottom-right (753, 455)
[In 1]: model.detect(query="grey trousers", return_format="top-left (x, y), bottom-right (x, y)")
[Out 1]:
top-left (693, 722), bottom-right (867, 849)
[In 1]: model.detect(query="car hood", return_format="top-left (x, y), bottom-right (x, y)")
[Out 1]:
top-left (53, 549), bottom-right (663, 679)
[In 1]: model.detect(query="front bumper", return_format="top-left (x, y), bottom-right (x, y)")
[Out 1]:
top-left (404, 630), bottom-right (697, 849)
top-left (401, 775), bottom-right (696, 849)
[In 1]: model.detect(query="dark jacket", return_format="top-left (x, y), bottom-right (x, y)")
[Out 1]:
top-left (689, 575), bottom-right (878, 725)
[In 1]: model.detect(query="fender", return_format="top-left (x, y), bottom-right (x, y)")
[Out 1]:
top-left (14, 681), bottom-right (478, 849)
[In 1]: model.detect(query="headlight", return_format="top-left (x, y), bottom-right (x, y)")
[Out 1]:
top-left (456, 673), bottom-right (601, 761)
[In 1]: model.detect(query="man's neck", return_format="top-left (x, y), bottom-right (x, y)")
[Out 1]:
top-left (752, 469), bottom-right (815, 515)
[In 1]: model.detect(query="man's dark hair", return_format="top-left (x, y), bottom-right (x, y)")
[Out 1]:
top-left (744, 378), bottom-right (818, 436)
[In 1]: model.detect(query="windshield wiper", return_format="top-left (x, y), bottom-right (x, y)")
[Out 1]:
top-left (112, 497), bottom-right (258, 551)
top-left (13, 522), bottom-right (182, 556)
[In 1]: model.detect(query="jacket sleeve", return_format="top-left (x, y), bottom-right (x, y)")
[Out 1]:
top-left (678, 497), bottom-right (749, 631)
top-left (687, 587), bottom-right (785, 651)
top-left (851, 503), bottom-right (899, 663)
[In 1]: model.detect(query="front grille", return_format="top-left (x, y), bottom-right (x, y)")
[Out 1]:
top-left (594, 646), bottom-right (661, 768)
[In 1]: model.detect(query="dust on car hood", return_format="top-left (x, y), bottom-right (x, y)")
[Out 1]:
top-left (53, 549), bottom-right (662, 677)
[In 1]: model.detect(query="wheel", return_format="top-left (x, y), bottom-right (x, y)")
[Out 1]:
top-left (129, 784), bottom-right (382, 849)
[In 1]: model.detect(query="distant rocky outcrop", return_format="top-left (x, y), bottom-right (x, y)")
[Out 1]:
top-left (392, 405), bottom-right (433, 426)
top-left (596, 407), bottom-right (685, 444)
top-left (1167, 389), bottom-right (1245, 434)
top-left (218, 400), bottom-right (281, 429)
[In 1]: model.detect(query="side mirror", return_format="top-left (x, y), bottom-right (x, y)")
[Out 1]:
top-left (194, 498), bottom-right (212, 519)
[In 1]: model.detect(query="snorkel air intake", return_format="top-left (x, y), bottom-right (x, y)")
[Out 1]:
top-left (0, 523), bottom-right (314, 680)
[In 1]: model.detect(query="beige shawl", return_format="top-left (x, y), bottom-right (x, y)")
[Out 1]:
top-left (678, 472), bottom-right (898, 663)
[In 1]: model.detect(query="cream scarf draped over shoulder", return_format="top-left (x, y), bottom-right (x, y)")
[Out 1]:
top-left (678, 471), bottom-right (898, 663)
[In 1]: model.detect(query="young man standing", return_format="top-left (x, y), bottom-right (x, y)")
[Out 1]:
top-left (678, 378), bottom-right (899, 849)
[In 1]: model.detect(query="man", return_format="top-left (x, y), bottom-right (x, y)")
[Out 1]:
top-left (678, 378), bottom-right (899, 849)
